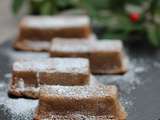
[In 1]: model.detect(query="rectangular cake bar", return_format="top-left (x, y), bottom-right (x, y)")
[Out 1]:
top-left (50, 39), bottom-right (127, 74)
top-left (18, 15), bottom-right (91, 41)
top-left (34, 85), bottom-right (126, 120)
top-left (50, 38), bottom-right (91, 58)
top-left (90, 40), bottom-right (126, 74)
top-left (9, 58), bottom-right (90, 98)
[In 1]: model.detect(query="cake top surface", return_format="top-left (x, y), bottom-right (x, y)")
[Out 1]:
top-left (50, 39), bottom-right (91, 53)
top-left (50, 39), bottom-right (123, 53)
top-left (22, 40), bottom-right (50, 50)
top-left (21, 15), bottom-right (90, 28)
top-left (40, 85), bottom-right (117, 98)
top-left (13, 58), bottom-right (89, 74)
top-left (91, 40), bottom-right (123, 52)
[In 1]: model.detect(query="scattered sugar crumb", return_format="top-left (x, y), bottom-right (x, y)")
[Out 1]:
top-left (95, 58), bottom-right (144, 94)
top-left (4, 73), bottom-right (11, 79)
top-left (0, 43), bottom-right (152, 119)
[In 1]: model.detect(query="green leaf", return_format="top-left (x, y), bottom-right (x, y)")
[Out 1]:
top-left (40, 1), bottom-right (54, 15)
top-left (102, 30), bottom-right (128, 40)
top-left (78, 0), bottom-right (98, 18)
top-left (95, 13), bottom-right (134, 32)
top-left (57, 0), bottom-right (71, 8)
top-left (146, 23), bottom-right (160, 47)
top-left (12, 0), bottom-right (25, 14)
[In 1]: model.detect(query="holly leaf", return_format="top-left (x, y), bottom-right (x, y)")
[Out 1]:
top-left (12, 0), bottom-right (25, 14)
top-left (146, 23), bottom-right (160, 47)
top-left (40, 1), bottom-right (55, 15)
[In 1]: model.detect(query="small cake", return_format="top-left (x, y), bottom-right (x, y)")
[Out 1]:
top-left (90, 40), bottom-right (127, 74)
top-left (39, 58), bottom-right (90, 86)
top-left (19, 15), bottom-right (91, 40)
top-left (49, 39), bottom-right (127, 74)
top-left (8, 58), bottom-right (90, 98)
top-left (14, 15), bottom-right (93, 51)
top-left (34, 85), bottom-right (127, 120)
top-left (50, 38), bottom-right (91, 58)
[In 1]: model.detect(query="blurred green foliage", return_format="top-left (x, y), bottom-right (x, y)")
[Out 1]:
top-left (12, 0), bottom-right (160, 47)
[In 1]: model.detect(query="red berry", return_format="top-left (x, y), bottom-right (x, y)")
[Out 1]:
top-left (129, 12), bottom-right (140, 23)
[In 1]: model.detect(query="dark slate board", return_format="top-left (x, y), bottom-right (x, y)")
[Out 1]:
top-left (0, 40), bottom-right (160, 120)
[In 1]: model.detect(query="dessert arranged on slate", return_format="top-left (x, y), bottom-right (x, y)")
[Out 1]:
top-left (7, 14), bottom-right (128, 119)
top-left (9, 58), bottom-right (91, 98)
top-left (8, 58), bottom-right (126, 119)
top-left (34, 85), bottom-right (126, 120)
top-left (14, 15), bottom-right (95, 51)
top-left (50, 38), bottom-right (127, 74)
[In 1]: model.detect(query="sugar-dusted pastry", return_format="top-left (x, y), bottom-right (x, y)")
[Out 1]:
top-left (50, 38), bottom-right (91, 58)
top-left (34, 85), bottom-right (127, 120)
top-left (19, 15), bottom-right (91, 40)
top-left (14, 15), bottom-right (94, 51)
top-left (8, 58), bottom-right (90, 98)
top-left (50, 39), bottom-right (127, 74)
top-left (90, 40), bottom-right (127, 74)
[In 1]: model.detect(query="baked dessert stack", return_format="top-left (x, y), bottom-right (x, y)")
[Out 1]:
top-left (10, 14), bottom-right (128, 119)
top-left (8, 58), bottom-right (91, 98)
top-left (50, 38), bottom-right (127, 74)
top-left (8, 58), bottom-right (127, 119)
top-left (13, 15), bottom-right (127, 74)
top-left (34, 85), bottom-right (126, 120)
top-left (14, 15), bottom-right (94, 51)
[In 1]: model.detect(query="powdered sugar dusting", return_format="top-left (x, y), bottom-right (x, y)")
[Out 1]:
top-left (95, 58), bottom-right (145, 94)
top-left (51, 39), bottom-right (90, 52)
top-left (0, 81), bottom-right (38, 120)
top-left (13, 58), bottom-right (89, 74)
top-left (0, 99), bottom-right (37, 120)
top-left (95, 56), bottom-right (149, 113)
top-left (91, 40), bottom-right (123, 51)
top-left (0, 41), bottom-right (152, 119)
top-left (5, 99), bottom-right (37, 114)
top-left (41, 83), bottom-right (111, 97)
top-left (24, 15), bottom-right (90, 28)
top-left (51, 39), bottom-right (122, 53)
top-left (13, 59), bottom-right (54, 72)
top-left (53, 58), bottom-right (89, 73)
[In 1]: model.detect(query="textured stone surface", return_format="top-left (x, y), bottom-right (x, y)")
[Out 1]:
top-left (0, 0), bottom-right (17, 44)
